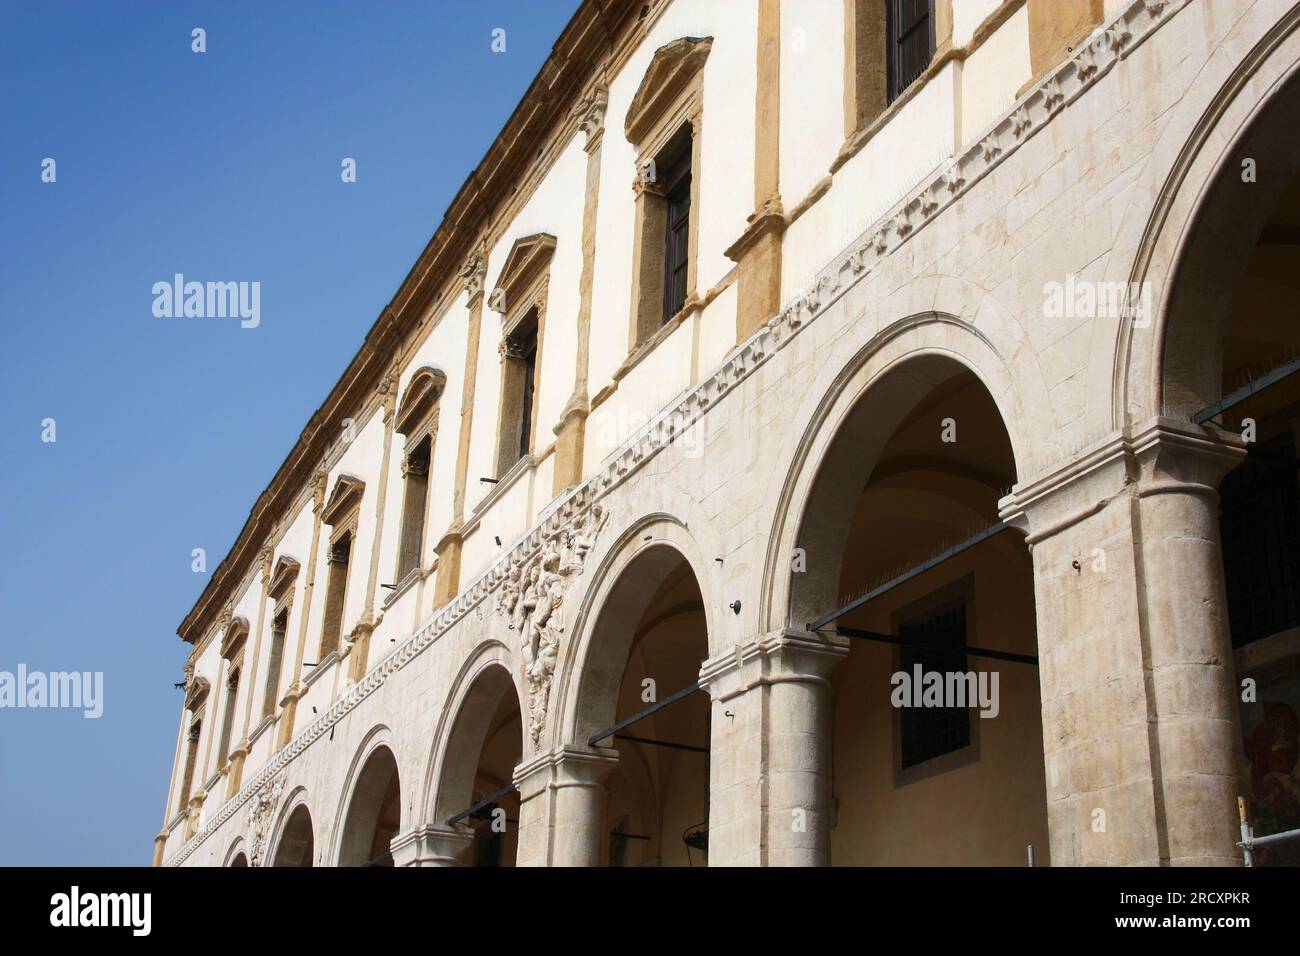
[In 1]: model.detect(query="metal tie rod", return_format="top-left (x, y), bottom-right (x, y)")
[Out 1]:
top-left (588, 681), bottom-right (702, 747)
top-left (837, 625), bottom-right (1038, 666)
top-left (447, 781), bottom-right (518, 826)
top-left (1193, 354), bottom-right (1300, 425)
top-left (614, 733), bottom-right (709, 753)
top-left (807, 522), bottom-right (1013, 632)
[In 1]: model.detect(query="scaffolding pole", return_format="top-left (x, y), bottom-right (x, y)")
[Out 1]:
top-left (1236, 795), bottom-right (1300, 866)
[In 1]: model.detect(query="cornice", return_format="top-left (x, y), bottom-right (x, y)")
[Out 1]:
top-left (175, 0), bottom-right (642, 648)
top-left (166, 0), bottom-right (1190, 865)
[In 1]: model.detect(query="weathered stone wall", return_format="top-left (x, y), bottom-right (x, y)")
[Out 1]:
top-left (164, 0), bottom-right (1300, 867)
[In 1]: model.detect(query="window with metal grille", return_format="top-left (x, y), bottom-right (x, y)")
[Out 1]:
top-left (319, 532), bottom-right (352, 659)
top-left (661, 134), bottom-right (692, 322)
top-left (887, 0), bottom-right (934, 103)
top-left (177, 718), bottom-right (201, 814)
top-left (1219, 431), bottom-right (1300, 647)
top-left (396, 435), bottom-right (431, 581)
top-left (262, 609), bottom-right (288, 719)
top-left (517, 325), bottom-right (538, 460)
top-left (898, 598), bottom-right (970, 768)
top-left (217, 668), bottom-right (239, 767)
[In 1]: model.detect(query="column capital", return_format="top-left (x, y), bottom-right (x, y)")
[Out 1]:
top-left (999, 418), bottom-right (1244, 546)
top-left (699, 628), bottom-right (849, 704)
top-left (1128, 416), bottom-right (1246, 496)
top-left (512, 744), bottom-right (619, 802)
top-left (389, 824), bottom-right (474, 867)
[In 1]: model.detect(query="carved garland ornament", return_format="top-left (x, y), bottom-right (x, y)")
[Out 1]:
top-left (495, 502), bottom-right (609, 749)
top-left (246, 770), bottom-right (287, 866)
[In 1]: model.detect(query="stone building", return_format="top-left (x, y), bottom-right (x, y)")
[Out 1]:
top-left (156, 0), bottom-right (1300, 867)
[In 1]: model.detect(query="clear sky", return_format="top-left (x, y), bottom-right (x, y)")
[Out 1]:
top-left (0, 0), bottom-right (580, 865)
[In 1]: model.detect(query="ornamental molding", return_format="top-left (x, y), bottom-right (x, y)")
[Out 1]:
top-left (246, 771), bottom-right (287, 867)
top-left (459, 253), bottom-right (488, 302)
top-left (183, 674), bottom-right (210, 713)
top-left (321, 474), bottom-right (366, 528)
top-left (165, 0), bottom-right (1186, 866)
top-left (395, 366), bottom-right (447, 438)
top-left (497, 503), bottom-right (609, 750)
top-left (267, 555), bottom-right (301, 602)
top-left (490, 233), bottom-right (555, 322)
top-left (625, 36), bottom-right (712, 145)
top-left (571, 84), bottom-right (609, 147)
top-left (219, 616), bottom-right (250, 661)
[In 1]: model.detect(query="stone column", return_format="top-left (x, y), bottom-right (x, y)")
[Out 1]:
top-left (513, 745), bottom-right (619, 867)
top-left (700, 629), bottom-right (848, 866)
top-left (389, 824), bottom-right (474, 867)
top-left (1130, 418), bottom-right (1246, 865)
top-left (1001, 418), bottom-right (1244, 866)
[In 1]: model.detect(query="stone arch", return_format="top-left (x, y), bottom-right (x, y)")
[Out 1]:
top-left (759, 313), bottom-right (1030, 634)
top-left (759, 315), bottom-right (1045, 864)
top-left (1105, 6), bottom-right (1300, 426)
top-left (553, 513), bottom-right (717, 750)
top-left (333, 728), bottom-right (402, 867)
top-left (222, 837), bottom-right (248, 868)
top-left (268, 790), bottom-right (314, 868)
top-left (425, 641), bottom-right (525, 827)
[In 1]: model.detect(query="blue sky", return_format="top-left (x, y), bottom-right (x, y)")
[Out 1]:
top-left (0, 0), bottom-right (579, 865)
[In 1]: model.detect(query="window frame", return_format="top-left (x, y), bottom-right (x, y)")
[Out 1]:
top-left (624, 37), bottom-right (711, 354)
top-left (890, 574), bottom-right (981, 787)
top-left (660, 134), bottom-right (693, 323)
top-left (886, 0), bottom-right (936, 104)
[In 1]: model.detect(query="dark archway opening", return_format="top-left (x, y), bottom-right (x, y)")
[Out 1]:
top-left (337, 747), bottom-right (401, 867)
top-left (798, 356), bottom-right (1049, 865)
top-left (271, 804), bottom-right (314, 867)
top-left (578, 545), bottom-right (711, 866)
top-left (1164, 74), bottom-right (1300, 865)
top-left (436, 665), bottom-right (524, 867)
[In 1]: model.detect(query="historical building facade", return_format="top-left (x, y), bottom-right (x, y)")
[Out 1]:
top-left (157, 0), bottom-right (1300, 867)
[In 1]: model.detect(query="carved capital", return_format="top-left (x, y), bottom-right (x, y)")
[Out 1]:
top-left (401, 454), bottom-right (429, 478)
top-left (459, 253), bottom-right (487, 303)
top-left (310, 467), bottom-right (329, 514)
top-left (571, 84), bottom-right (608, 149)
top-left (377, 367), bottom-right (400, 423)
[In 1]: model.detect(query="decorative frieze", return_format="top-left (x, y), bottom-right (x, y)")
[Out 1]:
top-left (245, 771), bottom-right (286, 866)
top-left (497, 503), bottom-right (609, 749)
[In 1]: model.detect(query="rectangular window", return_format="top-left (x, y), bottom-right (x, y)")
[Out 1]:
top-left (887, 0), bottom-right (934, 103)
top-left (217, 668), bottom-right (239, 767)
top-left (660, 132), bottom-right (692, 323)
top-left (496, 309), bottom-right (541, 475)
top-left (517, 326), bottom-right (538, 461)
top-left (319, 532), bottom-right (352, 659)
top-left (898, 597), bottom-right (970, 769)
top-left (261, 610), bottom-right (288, 720)
top-left (396, 435), bottom-right (431, 582)
top-left (178, 718), bottom-right (201, 814)
top-left (1220, 431), bottom-right (1300, 647)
